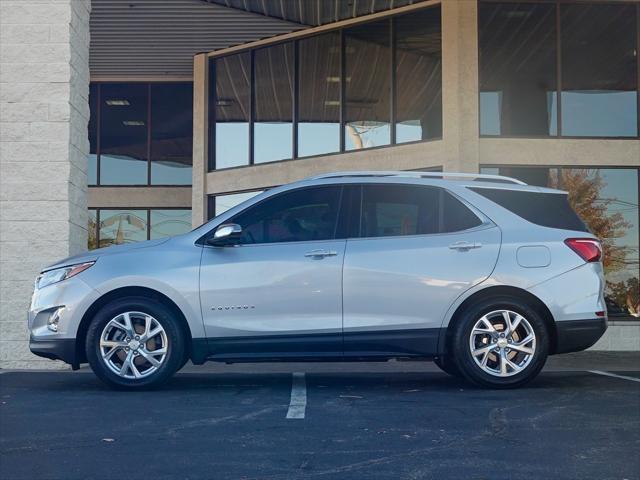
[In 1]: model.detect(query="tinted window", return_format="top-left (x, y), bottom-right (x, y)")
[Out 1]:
top-left (395, 8), bottom-right (442, 142)
top-left (298, 32), bottom-right (341, 157)
top-left (254, 43), bottom-right (294, 163)
top-left (344, 20), bottom-right (391, 150)
top-left (214, 53), bottom-right (251, 169)
top-left (471, 188), bottom-right (588, 232)
top-left (441, 191), bottom-right (482, 232)
top-left (479, 3), bottom-right (557, 136)
top-left (99, 84), bottom-right (149, 185)
top-left (230, 186), bottom-right (342, 244)
top-left (150, 83), bottom-right (193, 185)
top-left (361, 185), bottom-right (439, 237)
top-left (560, 4), bottom-right (637, 137)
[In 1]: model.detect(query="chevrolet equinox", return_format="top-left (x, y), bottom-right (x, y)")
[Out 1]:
top-left (29, 171), bottom-right (607, 389)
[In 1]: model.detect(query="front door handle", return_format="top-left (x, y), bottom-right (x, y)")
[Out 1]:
top-left (448, 241), bottom-right (481, 251)
top-left (304, 249), bottom-right (338, 258)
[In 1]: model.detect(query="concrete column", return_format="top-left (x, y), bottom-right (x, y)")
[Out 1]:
top-left (441, 0), bottom-right (479, 173)
top-left (0, 0), bottom-right (91, 368)
top-left (191, 54), bottom-right (209, 227)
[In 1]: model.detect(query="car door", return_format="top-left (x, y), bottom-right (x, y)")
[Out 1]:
top-left (342, 183), bottom-right (501, 357)
top-left (199, 185), bottom-right (346, 358)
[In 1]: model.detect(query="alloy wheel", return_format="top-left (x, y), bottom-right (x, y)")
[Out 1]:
top-left (99, 311), bottom-right (168, 379)
top-left (468, 309), bottom-right (536, 377)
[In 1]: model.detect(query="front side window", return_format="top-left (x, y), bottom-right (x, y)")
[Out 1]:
top-left (230, 186), bottom-right (342, 245)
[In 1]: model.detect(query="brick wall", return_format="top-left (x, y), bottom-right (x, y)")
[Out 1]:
top-left (0, 0), bottom-right (91, 368)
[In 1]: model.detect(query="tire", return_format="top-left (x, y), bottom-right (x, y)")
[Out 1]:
top-left (86, 296), bottom-right (186, 390)
top-left (450, 296), bottom-right (549, 389)
top-left (433, 355), bottom-right (462, 377)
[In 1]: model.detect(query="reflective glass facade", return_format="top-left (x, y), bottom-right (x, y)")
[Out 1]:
top-left (89, 82), bottom-right (193, 185)
top-left (208, 5), bottom-right (442, 170)
top-left (481, 166), bottom-right (640, 321)
top-left (88, 208), bottom-right (191, 249)
top-left (479, 2), bottom-right (640, 138)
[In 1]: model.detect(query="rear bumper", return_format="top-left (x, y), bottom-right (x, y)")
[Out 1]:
top-left (29, 336), bottom-right (79, 369)
top-left (554, 318), bottom-right (607, 354)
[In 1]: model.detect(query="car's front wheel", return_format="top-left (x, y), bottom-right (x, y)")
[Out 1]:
top-left (86, 296), bottom-right (186, 389)
top-left (450, 297), bottom-right (549, 389)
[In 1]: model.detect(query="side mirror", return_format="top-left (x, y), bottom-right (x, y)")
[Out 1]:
top-left (206, 223), bottom-right (242, 246)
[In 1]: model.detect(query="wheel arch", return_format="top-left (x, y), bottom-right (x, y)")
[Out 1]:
top-left (75, 286), bottom-right (194, 365)
top-left (440, 285), bottom-right (558, 355)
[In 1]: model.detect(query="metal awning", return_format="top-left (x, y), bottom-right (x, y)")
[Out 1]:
top-left (89, 0), bottom-right (306, 77)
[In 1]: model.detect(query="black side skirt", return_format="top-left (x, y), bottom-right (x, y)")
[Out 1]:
top-left (196, 328), bottom-right (443, 363)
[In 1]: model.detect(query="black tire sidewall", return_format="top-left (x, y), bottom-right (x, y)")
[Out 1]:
top-left (451, 296), bottom-right (549, 389)
top-left (434, 356), bottom-right (462, 377)
top-left (86, 296), bottom-right (185, 390)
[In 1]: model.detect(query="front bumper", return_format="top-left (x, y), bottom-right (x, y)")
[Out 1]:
top-left (30, 336), bottom-right (80, 369)
top-left (555, 318), bottom-right (607, 354)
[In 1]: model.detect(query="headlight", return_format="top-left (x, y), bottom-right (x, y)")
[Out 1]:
top-left (36, 262), bottom-right (95, 289)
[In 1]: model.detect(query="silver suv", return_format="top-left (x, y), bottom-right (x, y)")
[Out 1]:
top-left (29, 171), bottom-right (607, 389)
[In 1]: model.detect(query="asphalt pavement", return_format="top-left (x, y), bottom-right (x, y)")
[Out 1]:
top-left (1, 352), bottom-right (639, 480)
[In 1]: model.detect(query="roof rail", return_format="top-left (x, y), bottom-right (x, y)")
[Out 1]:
top-left (306, 171), bottom-right (527, 185)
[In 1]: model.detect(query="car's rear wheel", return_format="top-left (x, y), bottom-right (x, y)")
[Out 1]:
top-left (86, 296), bottom-right (186, 389)
top-left (450, 296), bottom-right (549, 389)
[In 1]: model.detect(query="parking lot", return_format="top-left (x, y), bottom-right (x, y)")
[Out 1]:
top-left (1, 352), bottom-right (638, 480)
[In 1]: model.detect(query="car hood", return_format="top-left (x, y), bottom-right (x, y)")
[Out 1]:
top-left (43, 238), bottom-right (172, 271)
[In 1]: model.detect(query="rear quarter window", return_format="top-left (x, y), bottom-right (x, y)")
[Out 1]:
top-left (469, 187), bottom-right (588, 232)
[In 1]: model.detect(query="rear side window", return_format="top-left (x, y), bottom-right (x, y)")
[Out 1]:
top-left (362, 185), bottom-right (439, 237)
top-left (359, 185), bottom-right (482, 238)
top-left (470, 188), bottom-right (588, 232)
top-left (441, 190), bottom-right (483, 233)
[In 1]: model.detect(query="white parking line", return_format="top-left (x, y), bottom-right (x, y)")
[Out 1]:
top-left (588, 370), bottom-right (640, 383)
top-left (286, 372), bottom-right (307, 419)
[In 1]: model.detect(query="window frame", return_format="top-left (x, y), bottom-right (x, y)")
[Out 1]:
top-left (478, 0), bottom-right (640, 140)
top-left (207, 4), bottom-right (443, 172)
top-left (90, 81), bottom-right (194, 187)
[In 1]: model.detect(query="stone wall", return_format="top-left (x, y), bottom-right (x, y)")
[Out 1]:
top-left (0, 0), bottom-right (91, 368)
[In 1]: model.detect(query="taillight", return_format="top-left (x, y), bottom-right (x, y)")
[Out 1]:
top-left (564, 238), bottom-right (602, 262)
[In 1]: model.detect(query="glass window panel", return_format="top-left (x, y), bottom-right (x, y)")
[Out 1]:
top-left (361, 185), bottom-right (439, 237)
top-left (395, 7), bottom-right (442, 143)
top-left (88, 209), bottom-right (98, 250)
top-left (88, 83), bottom-right (98, 185)
top-left (560, 4), bottom-right (638, 137)
top-left (230, 186), bottom-right (341, 244)
top-left (150, 209), bottom-right (192, 239)
top-left (99, 84), bottom-right (149, 185)
top-left (482, 166), bottom-right (639, 320)
top-left (254, 44), bottom-right (294, 163)
top-left (345, 20), bottom-right (391, 150)
top-left (150, 83), bottom-right (193, 185)
top-left (479, 3), bottom-right (557, 136)
top-left (214, 53), bottom-right (251, 169)
top-left (214, 190), bottom-right (263, 217)
top-left (298, 32), bottom-right (341, 157)
top-left (98, 210), bottom-right (147, 247)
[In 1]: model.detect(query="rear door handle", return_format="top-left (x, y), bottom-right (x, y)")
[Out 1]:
top-left (448, 241), bottom-right (481, 251)
top-left (304, 249), bottom-right (338, 258)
